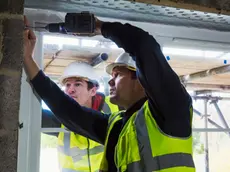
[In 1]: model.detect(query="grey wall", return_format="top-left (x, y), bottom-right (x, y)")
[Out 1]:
top-left (0, 0), bottom-right (25, 171)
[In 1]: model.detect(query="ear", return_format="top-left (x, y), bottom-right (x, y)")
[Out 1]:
top-left (136, 79), bottom-right (145, 92)
top-left (90, 87), bottom-right (97, 97)
top-left (131, 77), bottom-right (142, 91)
top-left (130, 71), bottom-right (137, 80)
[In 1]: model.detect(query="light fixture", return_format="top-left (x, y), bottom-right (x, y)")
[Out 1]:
top-left (43, 35), bottom-right (80, 46)
top-left (110, 43), bottom-right (119, 49)
top-left (172, 38), bottom-right (230, 48)
top-left (162, 47), bottom-right (203, 57)
top-left (204, 51), bottom-right (224, 58)
top-left (81, 39), bottom-right (99, 47)
top-left (43, 35), bottom-right (121, 49)
top-left (220, 53), bottom-right (230, 59)
top-left (162, 47), bottom-right (224, 58)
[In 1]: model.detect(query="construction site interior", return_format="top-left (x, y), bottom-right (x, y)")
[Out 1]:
top-left (7, 1), bottom-right (230, 172)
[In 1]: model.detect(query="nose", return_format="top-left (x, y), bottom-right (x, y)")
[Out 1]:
top-left (67, 84), bottom-right (75, 94)
top-left (108, 78), bottom-right (115, 87)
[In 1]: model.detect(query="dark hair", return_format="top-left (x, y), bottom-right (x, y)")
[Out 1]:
top-left (87, 81), bottom-right (97, 90)
top-left (130, 70), bottom-right (137, 80)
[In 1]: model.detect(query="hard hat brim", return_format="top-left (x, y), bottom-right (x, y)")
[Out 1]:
top-left (106, 63), bottom-right (128, 75)
top-left (59, 75), bottom-right (98, 87)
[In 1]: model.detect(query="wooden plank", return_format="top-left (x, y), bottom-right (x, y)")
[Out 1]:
top-left (45, 54), bottom-right (225, 72)
top-left (43, 51), bottom-right (123, 68)
top-left (190, 76), bottom-right (230, 85)
top-left (168, 58), bottom-right (224, 70)
top-left (43, 59), bottom-right (228, 77)
top-left (50, 59), bottom-right (90, 66)
top-left (44, 58), bottom-right (52, 67)
top-left (211, 73), bottom-right (230, 79)
top-left (173, 67), bottom-right (202, 75)
top-left (42, 48), bottom-right (230, 89)
top-left (44, 64), bottom-right (230, 87)
top-left (50, 59), bottom-right (78, 66)
top-left (44, 66), bottom-right (65, 76)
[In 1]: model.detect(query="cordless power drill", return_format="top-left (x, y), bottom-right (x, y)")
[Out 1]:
top-left (26, 12), bottom-right (96, 36)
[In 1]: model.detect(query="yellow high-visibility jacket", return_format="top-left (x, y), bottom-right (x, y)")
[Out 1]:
top-left (58, 96), bottom-right (119, 172)
top-left (100, 101), bottom-right (195, 172)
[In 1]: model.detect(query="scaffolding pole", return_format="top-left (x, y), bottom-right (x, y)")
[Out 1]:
top-left (192, 95), bottom-right (230, 101)
top-left (212, 101), bottom-right (230, 131)
top-left (193, 128), bottom-right (230, 132)
top-left (193, 108), bottom-right (230, 136)
top-left (194, 109), bottom-right (221, 129)
top-left (204, 99), bottom-right (209, 172)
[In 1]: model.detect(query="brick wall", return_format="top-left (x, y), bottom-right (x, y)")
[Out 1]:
top-left (0, 0), bottom-right (25, 172)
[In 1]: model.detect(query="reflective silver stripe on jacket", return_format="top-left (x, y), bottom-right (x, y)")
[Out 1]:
top-left (62, 168), bottom-right (100, 172)
top-left (58, 132), bottom-right (104, 162)
top-left (61, 168), bottom-right (83, 172)
top-left (126, 107), bottom-right (195, 172)
top-left (102, 101), bottom-right (111, 114)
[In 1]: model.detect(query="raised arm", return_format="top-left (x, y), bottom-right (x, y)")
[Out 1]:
top-left (23, 17), bottom-right (109, 144)
top-left (42, 108), bottom-right (61, 128)
top-left (42, 109), bottom-right (61, 137)
top-left (98, 21), bottom-right (192, 137)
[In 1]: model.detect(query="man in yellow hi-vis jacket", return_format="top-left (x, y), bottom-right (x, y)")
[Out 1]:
top-left (42, 62), bottom-right (120, 172)
top-left (24, 15), bottom-right (195, 172)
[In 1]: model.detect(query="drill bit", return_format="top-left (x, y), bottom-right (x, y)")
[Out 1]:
top-left (24, 26), bottom-right (47, 30)
top-left (24, 23), bottom-right (66, 34)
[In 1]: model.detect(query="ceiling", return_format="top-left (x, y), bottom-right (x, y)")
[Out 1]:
top-left (42, 34), bottom-right (230, 92)
top-left (24, 0), bottom-right (230, 31)
top-left (24, 4), bottom-right (230, 92)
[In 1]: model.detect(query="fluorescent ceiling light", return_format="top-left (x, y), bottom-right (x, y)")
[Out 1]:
top-left (220, 53), bottom-right (230, 59)
top-left (43, 35), bottom-right (79, 46)
top-left (172, 38), bottom-right (230, 48)
top-left (81, 39), bottom-right (99, 47)
top-left (110, 43), bottom-right (119, 49)
top-left (162, 47), bottom-right (203, 57)
top-left (162, 47), bottom-right (224, 58)
top-left (43, 35), bottom-right (120, 49)
top-left (204, 51), bottom-right (224, 58)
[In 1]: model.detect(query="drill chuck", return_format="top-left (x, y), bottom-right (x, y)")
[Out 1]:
top-left (45, 23), bottom-right (66, 33)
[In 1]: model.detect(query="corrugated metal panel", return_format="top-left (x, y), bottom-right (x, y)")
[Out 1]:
top-left (132, 0), bottom-right (230, 14)
top-left (25, 0), bottom-right (230, 31)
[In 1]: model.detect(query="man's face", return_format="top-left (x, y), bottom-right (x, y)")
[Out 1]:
top-left (108, 66), bottom-right (135, 107)
top-left (64, 77), bottom-right (96, 106)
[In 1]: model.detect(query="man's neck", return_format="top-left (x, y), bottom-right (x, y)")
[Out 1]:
top-left (125, 95), bottom-right (146, 110)
top-left (84, 98), bottom-right (93, 109)
top-left (125, 97), bottom-right (147, 117)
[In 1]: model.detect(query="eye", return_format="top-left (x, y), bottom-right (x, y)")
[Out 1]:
top-left (113, 72), bottom-right (119, 79)
top-left (66, 83), bottom-right (71, 87)
top-left (75, 83), bottom-right (81, 87)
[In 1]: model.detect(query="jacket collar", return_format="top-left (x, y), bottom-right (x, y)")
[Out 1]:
top-left (92, 92), bottom-right (105, 111)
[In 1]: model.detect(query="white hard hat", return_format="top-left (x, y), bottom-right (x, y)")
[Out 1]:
top-left (59, 62), bottom-right (99, 86)
top-left (106, 52), bottom-right (136, 75)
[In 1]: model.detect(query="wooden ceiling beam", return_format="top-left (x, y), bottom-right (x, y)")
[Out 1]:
top-left (181, 64), bottom-right (230, 83)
